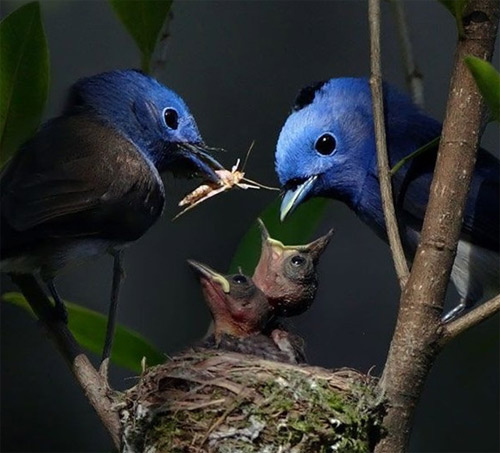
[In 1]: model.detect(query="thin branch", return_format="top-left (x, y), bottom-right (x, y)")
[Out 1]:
top-left (375, 1), bottom-right (499, 452)
top-left (440, 294), bottom-right (500, 346)
top-left (389, 0), bottom-right (424, 107)
top-left (368, 0), bottom-right (410, 289)
top-left (152, 10), bottom-right (173, 78)
top-left (10, 274), bottom-right (121, 449)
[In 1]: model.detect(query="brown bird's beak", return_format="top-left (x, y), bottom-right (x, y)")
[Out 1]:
top-left (256, 218), bottom-right (288, 257)
top-left (257, 218), bottom-right (271, 241)
top-left (187, 259), bottom-right (230, 293)
top-left (256, 218), bottom-right (334, 261)
top-left (296, 228), bottom-right (335, 262)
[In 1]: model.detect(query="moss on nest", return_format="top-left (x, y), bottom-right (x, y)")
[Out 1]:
top-left (121, 349), bottom-right (384, 453)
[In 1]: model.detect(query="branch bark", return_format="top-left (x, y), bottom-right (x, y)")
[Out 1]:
top-left (389, 0), bottom-right (424, 107)
top-left (376, 1), bottom-right (499, 451)
top-left (368, 0), bottom-right (410, 289)
top-left (440, 293), bottom-right (500, 346)
top-left (152, 10), bottom-right (173, 78)
top-left (10, 274), bottom-right (121, 449)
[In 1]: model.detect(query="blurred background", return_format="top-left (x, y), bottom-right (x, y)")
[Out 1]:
top-left (0, 1), bottom-right (498, 451)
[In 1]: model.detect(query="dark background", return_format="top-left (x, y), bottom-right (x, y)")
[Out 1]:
top-left (1, 1), bottom-right (498, 452)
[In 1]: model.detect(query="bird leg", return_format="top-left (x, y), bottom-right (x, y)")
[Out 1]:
top-left (441, 298), bottom-right (471, 323)
top-left (101, 250), bottom-right (125, 365)
top-left (46, 279), bottom-right (68, 324)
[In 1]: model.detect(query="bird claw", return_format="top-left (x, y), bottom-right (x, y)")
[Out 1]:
top-left (441, 302), bottom-right (467, 323)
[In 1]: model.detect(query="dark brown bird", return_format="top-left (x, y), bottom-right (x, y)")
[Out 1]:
top-left (188, 259), bottom-right (300, 363)
top-left (252, 219), bottom-right (333, 316)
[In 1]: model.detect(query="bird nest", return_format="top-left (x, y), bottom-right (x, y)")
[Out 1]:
top-left (119, 349), bottom-right (384, 453)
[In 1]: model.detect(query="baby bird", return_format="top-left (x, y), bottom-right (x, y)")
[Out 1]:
top-left (188, 259), bottom-right (302, 363)
top-left (252, 219), bottom-right (333, 316)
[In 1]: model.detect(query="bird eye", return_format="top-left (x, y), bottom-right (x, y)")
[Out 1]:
top-left (315, 133), bottom-right (336, 155)
top-left (233, 275), bottom-right (247, 284)
top-left (291, 255), bottom-right (305, 266)
top-left (163, 108), bottom-right (179, 130)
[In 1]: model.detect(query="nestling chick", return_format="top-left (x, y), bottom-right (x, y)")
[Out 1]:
top-left (188, 259), bottom-right (300, 363)
top-left (270, 328), bottom-right (307, 364)
top-left (252, 219), bottom-right (333, 316)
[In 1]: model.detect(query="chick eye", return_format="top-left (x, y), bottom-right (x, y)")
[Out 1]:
top-left (233, 275), bottom-right (247, 284)
top-left (163, 108), bottom-right (179, 130)
top-left (315, 133), bottom-right (336, 155)
top-left (291, 255), bottom-right (305, 266)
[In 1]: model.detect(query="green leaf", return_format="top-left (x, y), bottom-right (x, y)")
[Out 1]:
top-left (0, 1), bottom-right (50, 168)
top-left (390, 136), bottom-right (440, 176)
top-left (229, 197), bottom-right (329, 274)
top-left (3, 292), bottom-right (165, 373)
top-left (109, 0), bottom-right (173, 73)
top-left (465, 56), bottom-right (500, 123)
top-left (437, 0), bottom-right (468, 37)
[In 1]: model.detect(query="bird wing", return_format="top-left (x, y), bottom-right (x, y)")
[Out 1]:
top-left (1, 113), bottom-right (165, 251)
top-left (396, 145), bottom-right (499, 253)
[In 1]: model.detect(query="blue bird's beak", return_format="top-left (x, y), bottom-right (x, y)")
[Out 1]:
top-left (280, 175), bottom-right (318, 221)
top-left (170, 142), bottom-right (225, 184)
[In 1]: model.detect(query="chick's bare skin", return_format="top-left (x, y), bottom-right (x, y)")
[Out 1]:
top-left (188, 260), bottom-right (297, 363)
top-left (252, 219), bottom-right (333, 316)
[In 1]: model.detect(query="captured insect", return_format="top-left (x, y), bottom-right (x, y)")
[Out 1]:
top-left (173, 143), bottom-right (278, 220)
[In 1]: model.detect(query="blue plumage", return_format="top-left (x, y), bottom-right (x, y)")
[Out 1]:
top-left (1, 69), bottom-right (224, 359)
top-left (276, 77), bottom-right (499, 319)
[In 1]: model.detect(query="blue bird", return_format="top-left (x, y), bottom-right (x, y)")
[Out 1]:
top-left (276, 78), bottom-right (499, 321)
top-left (1, 69), bottom-right (223, 360)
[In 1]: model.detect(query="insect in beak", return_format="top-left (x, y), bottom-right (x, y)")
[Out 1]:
top-left (173, 142), bottom-right (279, 220)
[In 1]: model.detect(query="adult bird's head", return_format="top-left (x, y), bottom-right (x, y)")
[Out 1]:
top-left (188, 260), bottom-right (272, 339)
top-left (276, 78), bottom-right (376, 220)
top-left (252, 219), bottom-right (333, 316)
top-left (66, 69), bottom-right (223, 181)
top-left (276, 77), bottom-right (438, 220)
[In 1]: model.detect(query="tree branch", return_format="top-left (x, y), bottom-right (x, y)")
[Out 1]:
top-left (375, 1), bottom-right (499, 452)
top-left (152, 10), bottom-right (173, 78)
top-left (368, 0), bottom-right (410, 289)
top-left (10, 274), bottom-right (121, 449)
top-left (440, 294), bottom-right (500, 345)
top-left (389, 0), bottom-right (424, 107)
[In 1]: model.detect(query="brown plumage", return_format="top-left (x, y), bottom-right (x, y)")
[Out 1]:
top-left (1, 114), bottom-right (165, 278)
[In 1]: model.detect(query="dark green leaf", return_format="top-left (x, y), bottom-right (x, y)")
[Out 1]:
top-left (437, 0), bottom-right (467, 37)
top-left (0, 2), bottom-right (50, 168)
top-left (3, 292), bottom-right (165, 373)
top-left (465, 56), bottom-right (500, 123)
top-left (109, 0), bottom-right (173, 73)
top-left (390, 136), bottom-right (440, 176)
top-left (229, 197), bottom-right (328, 274)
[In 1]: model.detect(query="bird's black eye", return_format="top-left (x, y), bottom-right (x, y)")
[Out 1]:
top-left (163, 108), bottom-right (179, 130)
top-left (233, 275), bottom-right (247, 284)
top-left (291, 255), bottom-right (305, 266)
top-left (315, 133), bottom-right (336, 155)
